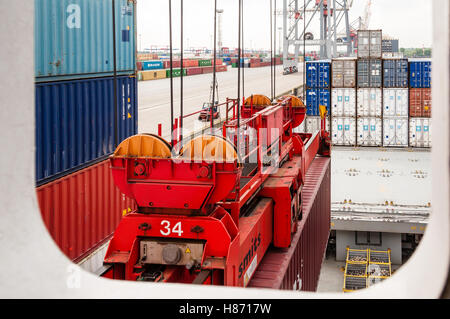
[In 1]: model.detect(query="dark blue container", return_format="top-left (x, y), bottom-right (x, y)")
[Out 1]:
top-left (306, 61), bottom-right (331, 88)
top-left (306, 89), bottom-right (331, 116)
top-left (35, 75), bottom-right (138, 185)
top-left (409, 60), bottom-right (431, 88)
top-left (142, 61), bottom-right (164, 70)
top-left (383, 59), bottom-right (408, 88)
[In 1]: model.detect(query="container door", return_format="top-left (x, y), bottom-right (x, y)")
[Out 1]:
top-left (343, 118), bottom-right (356, 146)
top-left (344, 89), bottom-right (356, 117)
top-left (397, 89), bottom-right (409, 117)
top-left (332, 61), bottom-right (344, 87)
top-left (397, 118), bottom-right (409, 146)
top-left (357, 89), bottom-right (368, 117)
top-left (383, 118), bottom-right (394, 146)
top-left (383, 88), bottom-right (394, 117)
top-left (332, 118), bottom-right (343, 145)
top-left (423, 119), bottom-right (430, 147)
top-left (332, 89), bottom-right (343, 117)
top-left (423, 88), bottom-right (432, 117)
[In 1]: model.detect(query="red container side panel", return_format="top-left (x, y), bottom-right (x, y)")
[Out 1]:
top-left (186, 67), bottom-right (203, 76)
top-left (248, 156), bottom-right (331, 291)
top-left (409, 88), bottom-right (431, 118)
top-left (215, 65), bottom-right (227, 72)
top-left (202, 66), bottom-right (214, 74)
top-left (36, 159), bottom-right (136, 262)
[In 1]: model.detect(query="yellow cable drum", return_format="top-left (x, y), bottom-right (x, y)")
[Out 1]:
top-left (113, 133), bottom-right (172, 158)
top-left (244, 94), bottom-right (272, 107)
top-left (179, 135), bottom-right (239, 164)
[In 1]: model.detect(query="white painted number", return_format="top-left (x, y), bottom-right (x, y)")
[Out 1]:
top-left (160, 220), bottom-right (184, 237)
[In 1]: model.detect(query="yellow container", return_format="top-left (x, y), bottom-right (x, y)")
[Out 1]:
top-left (141, 70), bottom-right (167, 81)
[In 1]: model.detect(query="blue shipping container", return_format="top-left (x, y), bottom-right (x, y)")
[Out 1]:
top-left (142, 61), bottom-right (164, 70)
top-left (35, 0), bottom-right (136, 81)
top-left (306, 89), bottom-right (331, 116)
top-left (383, 59), bottom-right (408, 88)
top-left (409, 60), bottom-right (431, 88)
top-left (35, 75), bottom-right (138, 185)
top-left (306, 61), bottom-right (331, 88)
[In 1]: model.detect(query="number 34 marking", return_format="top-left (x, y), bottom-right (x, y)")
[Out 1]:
top-left (160, 220), bottom-right (184, 237)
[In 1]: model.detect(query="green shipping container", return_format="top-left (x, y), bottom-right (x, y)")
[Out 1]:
top-left (198, 59), bottom-right (212, 67)
top-left (232, 63), bottom-right (237, 68)
top-left (166, 68), bottom-right (187, 78)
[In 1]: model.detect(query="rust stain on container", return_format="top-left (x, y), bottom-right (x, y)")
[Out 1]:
top-left (36, 159), bottom-right (136, 262)
top-left (248, 156), bottom-right (331, 291)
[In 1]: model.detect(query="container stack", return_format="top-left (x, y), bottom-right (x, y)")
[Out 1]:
top-left (356, 30), bottom-right (383, 147)
top-left (330, 58), bottom-right (357, 146)
top-left (305, 60), bottom-right (331, 134)
top-left (382, 58), bottom-right (409, 147)
top-left (409, 59), bottom-right (432, 148)
top-left (35, 0), bottom-right (137, 262)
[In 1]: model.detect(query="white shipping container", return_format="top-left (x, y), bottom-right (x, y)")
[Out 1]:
top-left (357, 117), bottom-right (382, 146)
top-left (293, 120), bottom-right (306, 133)
top-left (331, 117), bottom-right (356, 146)
top-left (357, 88), bottom-right (382, 117)
top-left (383, 117), bottom-right (409, 147)
top-left (383, 88), bottom-right (409, 117)
top-left (305, 116), bottom-right (330, 134)
top-left (409, 118), bottom-right (432, 148)
top-left (332, 88), bottom-right (356, 117)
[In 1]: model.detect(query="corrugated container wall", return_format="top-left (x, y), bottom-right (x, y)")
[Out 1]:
top-left (357, 88), bottom-right (382, 117)
top-left (35, 75), bottom-right (138, 185)
top-left (331, 117), bottom-right (356, 146)
top-left (357, 30), bottom-right (382, 58)
top-left (357, 59), bottom-right (382, 88)
top-left (306, 89), bottom-right (331, 116)
top-left (383, 59), bottom-right (408, 88)
top-left (35, 0), bottom-right (136, 81)
top-left (409, 60), bottom-right (432, 88)
top-left (248, 157), bottom-right (331, 291)
top-left (332, 88), bottom-right (356, 117)
top-left (383, 118), bottom-right (408, 147)
top-left (383, 88), bottom-right (409, 117)
top-left (409, 88), bottom-right (431, 117)
top-left (331, 59), bottom-right (356, 88)
top-left (306, 61), bottom-right (331, 88)
top-left (409, 118), bottom-right (432, 148)
top-left (142, 61), bottom-right (164, 70)
top-left (36, 159), bottom-right (137, 262)
top-left (305, 116), bottom-right (331, 134)
top-left (357, 117), bottom-right (382, 146)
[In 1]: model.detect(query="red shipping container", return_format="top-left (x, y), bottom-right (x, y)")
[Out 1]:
top-left (202, 66), bottom-right (214, 74)
top-left (409, 88), bottom-right (431, 117)
top-left (215, 65), bottom-right (227, 72)
top-left (248, 156), bottom-right (331, 291)
top-left (215, 58), bottom-right (223, 65)
top-left (136, 62), bottom-right (142, 71)
top-left (182, 59), bottom-right (199, 68)
top-left (36, 159), bottom-right (136, 262)
top-left (250, 58), bottom-right (260, 64)
top-left (163, 60), bottom-right (181, 69)
top-left (250, 63), bottom-right (261, 68)
top-left (186, 67), bottom-right (203, 76)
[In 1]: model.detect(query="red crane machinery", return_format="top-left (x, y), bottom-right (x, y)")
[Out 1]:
top-left (101, 94), bottom-right (331, 287)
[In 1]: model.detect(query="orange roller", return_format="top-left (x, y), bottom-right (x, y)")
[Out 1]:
top-left (179, 135), bottom-right (239, 163)
top-left (113, 134), bottom-right (172, 158)
top-left (244, 94), bottom-right (272, 107)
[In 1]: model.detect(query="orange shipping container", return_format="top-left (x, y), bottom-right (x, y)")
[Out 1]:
top-left (409, 88), bottom-right (431, 117)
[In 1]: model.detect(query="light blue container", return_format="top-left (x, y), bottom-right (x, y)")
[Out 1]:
top-left (142, 61), bottom-right (164, 70)
top-left (35, 0), bottom-right (136, 81)
top-left (306, 88), bottom-right (331, 116)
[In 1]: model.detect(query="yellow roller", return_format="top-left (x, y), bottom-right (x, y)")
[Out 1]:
top-left (113, 134), bottom-right (172, 158)
top-left (244, 94), bottom-right (272, 107)
top-left (179, 135), bottom-right (239, 163)
top-left (284, 95), bottom-right (306, 108)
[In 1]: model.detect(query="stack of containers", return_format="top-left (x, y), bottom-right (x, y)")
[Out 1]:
top-left (35, 0), bottom-right (137, 262)
top-left (356, 30), bottom-right (383, 147)
top-left (305, 60), bottom-right (331, 134)
top-left (382, 58), bottom-right (409, 147)
top-left (331, 58), bottom-right (357, 146)
top-left (409, 59), bottom-right (432, 148)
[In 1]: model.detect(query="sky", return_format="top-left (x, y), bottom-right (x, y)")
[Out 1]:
top-left (136, 0), bottom-right (432, 52)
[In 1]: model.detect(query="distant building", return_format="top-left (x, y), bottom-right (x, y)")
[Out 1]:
top-left (382, 39), bottom-right (399, 53)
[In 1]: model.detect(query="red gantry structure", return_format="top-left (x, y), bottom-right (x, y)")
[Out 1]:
top-left (101, 94), bottom-right (331, 288)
